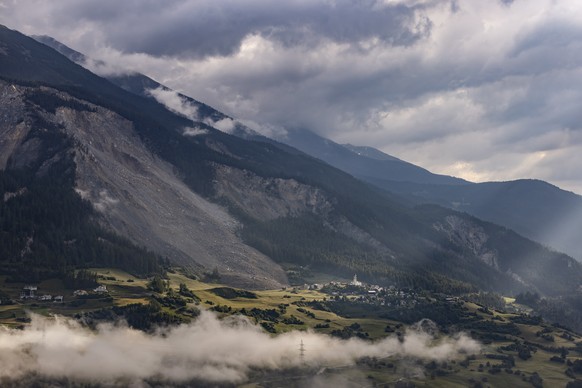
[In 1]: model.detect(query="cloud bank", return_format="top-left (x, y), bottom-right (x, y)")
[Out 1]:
top-left (2, 0), bottom-right (582, 193)
top-left (0, 312), bottom-right (479, 385)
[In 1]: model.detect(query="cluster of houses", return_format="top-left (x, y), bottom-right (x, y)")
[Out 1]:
top-left (20, 285), bottom-right (64, 303)
top-left (19, 284), bottom-right (108, 303)
top-left (307, 274), bottom-right (384, 294)
top-left (306, 274), bottom-right (426, 308)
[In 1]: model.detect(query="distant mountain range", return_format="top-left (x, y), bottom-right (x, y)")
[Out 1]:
top-left (280, 129), bottom-right (469, 186)
top-left (276, 129), bottom-right (582, 262)
top-left (0, 25), bottom-right (580, 299)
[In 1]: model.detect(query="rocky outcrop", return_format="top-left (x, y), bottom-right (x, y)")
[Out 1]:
top-left (0, 83), bottom-right (31, 169)
top-left (213, 163), bottom-right (395, 257)
top-left (433, 215), bottom-right (499, 269)
top-left (214, 164), bottom-right (333, 220)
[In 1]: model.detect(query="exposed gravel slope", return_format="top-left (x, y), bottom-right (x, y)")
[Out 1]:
top-left (0, 81), bottom-right (287, 289)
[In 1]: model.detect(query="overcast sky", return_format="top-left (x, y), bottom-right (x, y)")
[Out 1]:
top-left (2, 0), bottom-right (582, 194)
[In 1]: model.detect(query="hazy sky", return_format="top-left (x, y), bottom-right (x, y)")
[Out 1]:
top-left (2, 0), bottom-right (582, 194)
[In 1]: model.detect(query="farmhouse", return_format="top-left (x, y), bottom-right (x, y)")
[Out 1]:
top-left (20, 285), bottom-right (38, 299)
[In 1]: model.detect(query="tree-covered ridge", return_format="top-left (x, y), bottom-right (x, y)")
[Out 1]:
top-left (239, 214), bottom-right (514, 295)
top-left (0, 124), bottom-right (163, 282)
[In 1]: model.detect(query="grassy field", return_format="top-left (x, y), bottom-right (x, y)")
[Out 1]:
top-left (2, 268), bottom-right (582, 387)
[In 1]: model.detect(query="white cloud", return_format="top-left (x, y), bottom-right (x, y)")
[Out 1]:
top-left (182, 126), bottom-right (208, 137)
top-left (239, 118), bottom-right (288, 138)
top-left (0, 312), bottom-right (480, 385)
top-left (205, 117), bottom-right (236, 134)
top-left (146, 87), bottom-right (199, 121)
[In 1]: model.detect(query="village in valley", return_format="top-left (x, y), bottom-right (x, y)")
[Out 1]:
top-left (304, 274), bottom-right (425, 309)
top-left (14, 283), bottom-right (108, 304)
top-left (1, 267), bottom-right (529, 328)
top-left (299, 273), bottom-right (535, 317)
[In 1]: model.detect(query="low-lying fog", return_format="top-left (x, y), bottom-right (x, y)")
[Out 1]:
top-left (0, 311), bottom-right (480, 385)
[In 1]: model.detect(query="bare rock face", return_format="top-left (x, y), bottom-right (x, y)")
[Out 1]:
top-left (214, 165), bottom-right (333, 220)
top-left (433, 215), bottom-right (499, 269)
top-left (62, 107), bottom-right (287, 289)
top-left (0, 81), bottom-right (288, 289)
top-left (0, 83), bottom-right (31, 169)
top-left (213, 163), bottom-right (393, 257)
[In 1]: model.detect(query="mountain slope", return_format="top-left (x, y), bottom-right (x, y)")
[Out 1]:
top-left (0, 86), bottom-right (163, 281)
top-left (2, 28), bottom-right (287, 288)
top-left (0, 81), bottom-right (287, 288)
top-left (367, 176), bottom-right (582, 261)
top-left (2, 25), bottom-right (582, 297)
top-left (272, 128), bottom-right (582, 262)
top-left (32, 35), bottom-right (236, 130)
top-left (281, 128), bottom-right (469, 186)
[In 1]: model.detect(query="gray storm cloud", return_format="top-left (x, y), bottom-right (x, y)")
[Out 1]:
top-left (0, 312), bottom-right (480, 385)
top-left (0, 0), bottom-right (428, 58)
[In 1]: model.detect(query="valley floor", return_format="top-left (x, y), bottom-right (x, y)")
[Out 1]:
top-left (2, 269), bottom-right (582, 387)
